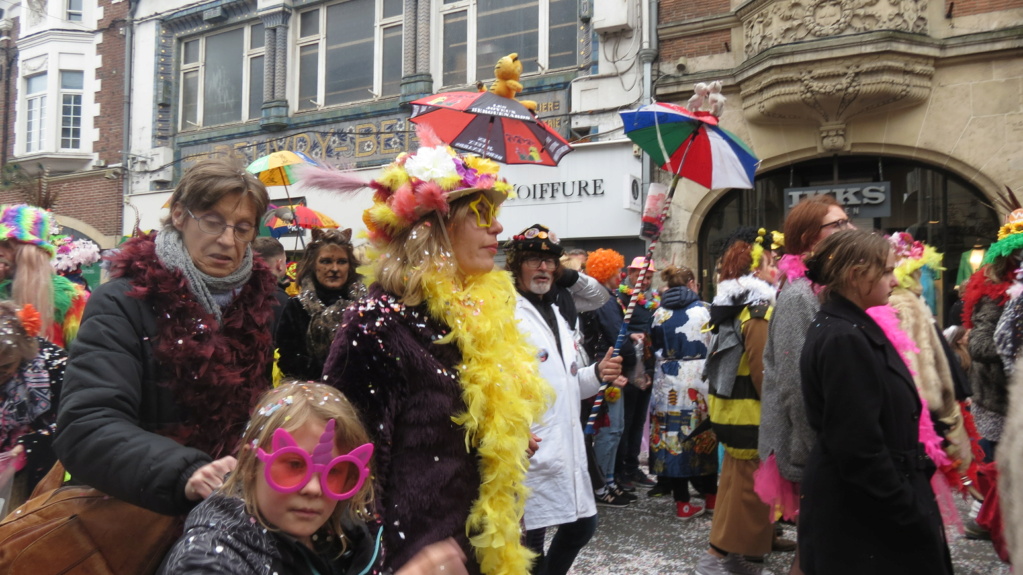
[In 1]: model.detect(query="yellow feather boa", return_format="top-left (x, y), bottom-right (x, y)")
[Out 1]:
top-left (420, 266), bottom-right (552, 575)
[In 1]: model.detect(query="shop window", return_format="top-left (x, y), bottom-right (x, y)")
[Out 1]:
top-left (67, 0), bottom-right (83, 22)
top-left (437, 0), bottom-right (577, 89)
top-left (25, 73), bottom-right (47, 153)
top-left (60, 70), bottom-right (83, 150)
top-left (179, 23), bottom-right (265, 130)
top-left (296, 0), bottom-right (403, 111)
top-left (696, 156), bottom-right (999, 322)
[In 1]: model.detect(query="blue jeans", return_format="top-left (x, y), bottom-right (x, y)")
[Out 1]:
top-left (592, 388), bottom-right (625, 483)
top-left (524, 514), bottom-right (599, 575)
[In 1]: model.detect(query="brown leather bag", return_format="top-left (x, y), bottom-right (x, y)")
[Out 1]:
top-left (0, 463), bottom-right (182, 575)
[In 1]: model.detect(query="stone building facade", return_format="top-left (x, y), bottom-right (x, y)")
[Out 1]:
top-left (654, 0), bottom-right (1023, 312)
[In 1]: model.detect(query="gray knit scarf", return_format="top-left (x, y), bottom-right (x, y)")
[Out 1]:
top-left (155, 228), bottom-right (253, 323)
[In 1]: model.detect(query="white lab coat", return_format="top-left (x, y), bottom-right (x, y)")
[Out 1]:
top-left (517, 294), bottom-right (599, 531)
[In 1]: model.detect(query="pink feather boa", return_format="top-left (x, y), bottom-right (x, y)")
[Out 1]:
top-left (866, 305), bottom-right (962, 532)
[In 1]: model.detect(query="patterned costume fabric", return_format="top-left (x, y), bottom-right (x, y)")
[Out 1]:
top-left (649, 287), bottom-right (716, 478)
top-left (0, 338), bottom-right (66, 487)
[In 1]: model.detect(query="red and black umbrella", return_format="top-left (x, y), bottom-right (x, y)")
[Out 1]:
top-left (409, 91), bottom-right (573, 166)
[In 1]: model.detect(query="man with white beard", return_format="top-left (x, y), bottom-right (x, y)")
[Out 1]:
top-left (507, 224), bottom-right (623, 575)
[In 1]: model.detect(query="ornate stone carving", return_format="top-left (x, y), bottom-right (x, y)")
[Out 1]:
top-left (744, 0), bottom-right (928, 58)
top-left (820, 122), bottom-right (848, 151)
top-left (741, 56), bottom-right (933, 151)
top-left (25, 0), bottom-right (47, 28)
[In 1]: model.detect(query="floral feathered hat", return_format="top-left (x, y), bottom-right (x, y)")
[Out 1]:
top-left (888, 231), bottom-right (943, 290)
top-left (298, 126), bottom-right (514, 248)
top-left (52, 236), bottom-right (102, 273)
top-left (984, 208), bottom-right (1023, 265)
top-left (0, 204), bottom-right (55, 256)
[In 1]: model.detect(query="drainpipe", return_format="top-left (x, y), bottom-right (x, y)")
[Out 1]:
top-left (0, 19), bottom-right (15, 172)
top-left (637, 0), bottom-right (658, 250)
top-left (122, 0), bottom-right (138, 228)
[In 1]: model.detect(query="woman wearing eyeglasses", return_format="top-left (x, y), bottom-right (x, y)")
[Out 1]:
top-left (312, 129), bottom-right (549, 575)
top-left (275, 228), bottom-right (366, 381)
top-left (757, 194), bottom-right (851, 574)
top-left (54, 158), bottom-right (277, 525)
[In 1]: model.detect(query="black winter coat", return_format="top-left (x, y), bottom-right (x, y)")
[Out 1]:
top-left (158, 492), bottom-right (384, 575)
top-left (799, 295), bottom-right (952, 575)
top-left (55, 237), bottom-right (276, 516)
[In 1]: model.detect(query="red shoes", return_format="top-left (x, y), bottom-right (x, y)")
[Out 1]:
top-left (676, 501), bottom-right (705, 519)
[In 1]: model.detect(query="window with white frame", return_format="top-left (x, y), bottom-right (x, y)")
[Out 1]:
top-left (179, 22), bottom-right (265, 130)
top-left (25, 73), bottom-right (47, 153)
top-left (296, 0), bottom-right (403, 111)
top-left (60, 70), bottom-right (83, 149)
top-left (437, 0), bottom-right (576, 88)
top-left (66, 0), bottom-right (83, 22)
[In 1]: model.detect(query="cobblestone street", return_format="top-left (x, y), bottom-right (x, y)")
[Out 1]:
top-left (556, 473), bottom-right (1008, 575)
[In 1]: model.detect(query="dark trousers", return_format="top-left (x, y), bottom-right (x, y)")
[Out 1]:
top-left (524, 514), bottom-right (598, 575)
top-left (616, 383), bottom-right (652, 479)
top-left (670, 474), bottom-right (718, 502)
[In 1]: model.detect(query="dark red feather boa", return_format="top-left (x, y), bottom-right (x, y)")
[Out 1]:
top-left (107, 234), bottom-right (276, 458)
top-left (961, 266), bottom-right (1012, 329)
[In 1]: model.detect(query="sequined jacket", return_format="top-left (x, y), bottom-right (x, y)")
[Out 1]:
top-left (323, 285), bottom-right (482, 574)
top-left (158, 492), bottom-right (385, 575)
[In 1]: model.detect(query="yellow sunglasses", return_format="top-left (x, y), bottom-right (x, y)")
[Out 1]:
top-left (469, 194), bottom-right (498, 228)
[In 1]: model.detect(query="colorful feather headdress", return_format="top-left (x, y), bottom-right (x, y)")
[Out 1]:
top-left (985, 208), bottom-right (1023, 265)
top-left (888, 231), bottom-right (943, 289)
top-left (0, 204), bottom-right (55, 256)
top-left (298, 127), bottom-right (514, 248)
top-left (52, 236), bottom-right (102, 273)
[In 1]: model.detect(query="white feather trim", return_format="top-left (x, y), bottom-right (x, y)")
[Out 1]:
top-left (712, 275), bottom-right (776, 307)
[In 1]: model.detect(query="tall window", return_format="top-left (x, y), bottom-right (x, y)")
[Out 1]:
top-left (60, 70), bottom-right (83, 149)
top-left (437, 0), bottom-right (576, 88)
top-left (67, 0), bottom-right (83, 22)
top-left (179, 23), bottom-right (265, 130)
top-left (296, 0), bottom-right (403, 111)
top-left (25, 74), bottom-right (47, 153)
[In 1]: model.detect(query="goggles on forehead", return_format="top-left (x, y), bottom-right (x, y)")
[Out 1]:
top-left (469, 194), bottom-right (498, 228)
top-left (255, 419), bottom-right (373, 501)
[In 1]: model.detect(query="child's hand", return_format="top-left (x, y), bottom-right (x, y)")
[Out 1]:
top-left (527, 434), bottom-right (541, 458)
top-left (184, 456), bottom-right (237, 501)
top-left (396, 538), bottom-right (468, 575)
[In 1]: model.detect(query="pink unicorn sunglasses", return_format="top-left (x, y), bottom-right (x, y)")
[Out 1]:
top-left (255, 419), bottom-right (373, 500)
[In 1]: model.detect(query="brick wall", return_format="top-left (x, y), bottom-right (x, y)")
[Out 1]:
top-left (952, 0), bottom-right (1023, 17)
top-left (660, 30), bottom-right (732, 63)
top-left (659, 0), bottom-right (732, 21)
top-left (94, 0), bottom-right (128, 165)
top-left (0, 171), bottom-right (123, 237)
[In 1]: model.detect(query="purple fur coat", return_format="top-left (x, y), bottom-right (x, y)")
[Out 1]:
top-left (323, 284), bottom-right (482, 574)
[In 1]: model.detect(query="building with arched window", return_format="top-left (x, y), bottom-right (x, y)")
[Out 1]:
top-left (654, 0), bottom-right (1022, 321)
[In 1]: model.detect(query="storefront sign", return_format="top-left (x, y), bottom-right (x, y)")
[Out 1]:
top-left (783, 182), bottom-right (892, 218)
top-left (514, 179), bottom-right (605, 200)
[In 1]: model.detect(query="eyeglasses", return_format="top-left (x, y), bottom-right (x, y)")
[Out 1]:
top-left (255, 420), bottom-right (373, 501)
top-left (469, 194), bottom-right (498, 228)
top-left (187, 209), bottom-right (257, 242)
top-left (522, 255), bottom-right (558, 269)
top-left (819, 218), bottom-right (851, 231)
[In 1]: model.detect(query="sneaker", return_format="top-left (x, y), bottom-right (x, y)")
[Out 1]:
top-left (695, 551), bottom-right (729, 575)
top-left (648, 482), bottom-right (671, 498)
top-left (964, 519), bottom-right (991, 541)
top-left (631, 470), bottom-right (657, 487)
top-left (676, 501), bottom-right (705, 519)
top-left (616, 477), bottom-right (637, 492)
top-left (703, 494), bottom-right (716, 514)
top-left (721, 554), bottom-right (775, 575)
top-left (595, 489), bottom-right (630, 508)
top-left (771, 535), bottom-right (796, 552)
top-left (612, 485), bottom-right (638, 502)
